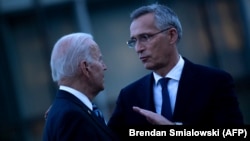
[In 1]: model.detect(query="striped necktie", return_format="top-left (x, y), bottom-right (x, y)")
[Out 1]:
top-left (92, 103), bottom-right (106, 124)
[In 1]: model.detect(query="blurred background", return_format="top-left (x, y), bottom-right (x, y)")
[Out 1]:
top-left (0, 0), bottom-right (249, 140)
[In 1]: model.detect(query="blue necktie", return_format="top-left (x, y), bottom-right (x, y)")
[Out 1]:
top-left (92, 103), bottom-right (106, 124)
top-left (159, 78), bottom-right (172, 121)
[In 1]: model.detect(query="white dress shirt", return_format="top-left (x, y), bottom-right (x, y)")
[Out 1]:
top-left (153, 56), bottom-right (185, 114)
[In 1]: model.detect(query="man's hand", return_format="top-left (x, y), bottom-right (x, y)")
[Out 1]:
top-left (133, 106), bottom-right (175, 125)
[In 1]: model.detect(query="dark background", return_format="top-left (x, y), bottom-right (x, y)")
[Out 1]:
top-left (0, 0), bottom-right (249, 140)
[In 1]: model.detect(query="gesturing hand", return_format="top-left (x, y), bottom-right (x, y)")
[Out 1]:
top-left (132, 106), bottom-right (175, 125)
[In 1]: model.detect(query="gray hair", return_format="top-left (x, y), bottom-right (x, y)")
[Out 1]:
top-left (50, 33), bottom-right (95, 82)
top-left (130, 3), bottom-right (182, 42)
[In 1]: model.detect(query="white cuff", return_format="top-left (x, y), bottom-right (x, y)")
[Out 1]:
top-left (174, 122), bottom-right (183, 125)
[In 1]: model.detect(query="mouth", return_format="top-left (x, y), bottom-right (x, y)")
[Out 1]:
top-left (140, 56), bottom-right (148, 62)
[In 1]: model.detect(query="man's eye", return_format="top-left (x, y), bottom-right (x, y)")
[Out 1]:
top-left (131, 38), bottom-right (137, 42)
top-left (140, 34), bottom-right (150, 41)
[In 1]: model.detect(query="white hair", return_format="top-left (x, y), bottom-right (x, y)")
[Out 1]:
top-left (50, 32), bottom-right (95, 82)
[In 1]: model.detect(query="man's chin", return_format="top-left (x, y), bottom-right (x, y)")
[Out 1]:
top-left (144, 64), bottom-right (153, 70)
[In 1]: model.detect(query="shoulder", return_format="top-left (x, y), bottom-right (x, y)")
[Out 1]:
top-left (183, 57), bottom-right (233, 80)
top-left (122, 73), bottom-right (153, 90)
top-left (116, 73), bottom-right (153, 100)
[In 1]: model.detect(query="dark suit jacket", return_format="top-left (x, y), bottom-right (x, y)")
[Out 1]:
top-left (108, 58), bottom-right (244, 129)
top-left (43, 90), bottom-right (119, 141)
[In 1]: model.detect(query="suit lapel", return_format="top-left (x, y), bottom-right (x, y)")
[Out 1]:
top-left (57, 90), bottom-right (117, 139)
top-left (137, 73), bottom-right (156, 112)
top-left (173, 58), bottom-right (196, 121)
top-left (84, 106), bottom-right (116, 138)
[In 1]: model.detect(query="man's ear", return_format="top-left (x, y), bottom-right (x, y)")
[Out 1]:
top-left (168, 28), bottom-right (178, 44)
top-left (79, 60), bottom-right (89, 76)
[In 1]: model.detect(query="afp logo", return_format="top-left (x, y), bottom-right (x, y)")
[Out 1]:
top-left (222, 129), bottom-right (247, 138)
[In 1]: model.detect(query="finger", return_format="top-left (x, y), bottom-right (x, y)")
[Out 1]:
top-left (133, 106), bottom-right (153, 116)
top-left (132, 106), bottom-right (140, 112)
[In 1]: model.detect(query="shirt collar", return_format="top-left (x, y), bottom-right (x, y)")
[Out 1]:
top-left (59, 85), bottom-right (93, 110)
top-left (153, 55), bottom-right (185, 84)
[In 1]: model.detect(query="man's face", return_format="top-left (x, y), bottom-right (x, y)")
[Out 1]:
top-left (88, 45), bottom-right (107, 92)
top-left (129, 13), bottom-right (178, 75)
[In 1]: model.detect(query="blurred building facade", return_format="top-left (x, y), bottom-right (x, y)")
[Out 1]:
top-left (0, 0), bottom-right (249, 140)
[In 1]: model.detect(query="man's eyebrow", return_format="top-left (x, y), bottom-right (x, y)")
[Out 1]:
top-left (130, 32), bottom-right (150, 38)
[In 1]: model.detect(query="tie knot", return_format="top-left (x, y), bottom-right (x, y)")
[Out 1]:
top-left (92, 103), bottom-right (98, 110)
top-left (159, 77), bottom-right (170, 88)
top-left (92, 104), bottom-right (101, 116)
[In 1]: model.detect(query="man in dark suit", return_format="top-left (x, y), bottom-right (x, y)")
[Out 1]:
top-left (43, 33), bottom-right (118, 141)
top-left (108, 3), bottom-right (244, 131)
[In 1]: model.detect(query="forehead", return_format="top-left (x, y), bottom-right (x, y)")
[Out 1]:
top-left (130, 13), bottom-right (157, 36)
top-left (90, 45), bottom-right (102, 57)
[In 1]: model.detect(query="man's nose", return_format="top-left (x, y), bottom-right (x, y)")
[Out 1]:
top-left (135, 42), bottom-right (145, 53)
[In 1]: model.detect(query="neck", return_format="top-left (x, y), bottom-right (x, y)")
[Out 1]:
top-left (155, 54), bottom-right (180, 77)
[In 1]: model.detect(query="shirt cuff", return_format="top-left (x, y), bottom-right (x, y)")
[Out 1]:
top-left (174, 122), bottom-right (183, 125)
